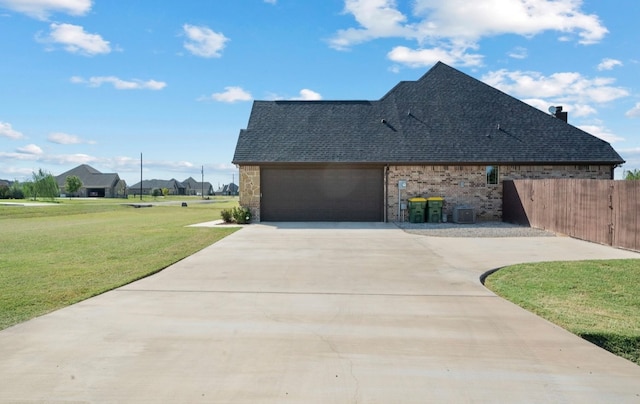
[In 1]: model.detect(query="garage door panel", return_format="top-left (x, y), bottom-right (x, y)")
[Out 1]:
top-left (261, 167), bottom-right (383, 221)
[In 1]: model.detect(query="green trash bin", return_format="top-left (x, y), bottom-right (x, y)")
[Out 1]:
top-left (427, 197), bottom-right (444, 223)
top-left (407, 197), bottom-right (427, 223)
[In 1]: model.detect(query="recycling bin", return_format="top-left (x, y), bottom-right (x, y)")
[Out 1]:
top-left (407, 197), bottom-right (427, 223)
top-left (427, 197), bottom-right (444, 223)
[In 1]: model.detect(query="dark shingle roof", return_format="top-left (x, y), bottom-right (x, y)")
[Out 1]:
top-left (127, 179), bottom-right (185, 190)
top-left (55, 164), bottom-right (120, 188)
top-left (233, 62), bottom-right (623, 165)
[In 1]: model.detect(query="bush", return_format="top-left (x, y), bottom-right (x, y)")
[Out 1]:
top-left (220, 209), bottom-right (233, 223)
top-left (220, 207), bottom-right (251, 224)
top-left (232, 207), bottom-right (252, 224)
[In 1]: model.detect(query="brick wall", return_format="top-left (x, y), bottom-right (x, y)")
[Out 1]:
top-left (387, 165), bottom-right (613, 222)
top-left (239, 165), bottom-right (261, 221)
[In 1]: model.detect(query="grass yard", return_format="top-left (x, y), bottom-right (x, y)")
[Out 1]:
top-left (484, 259), bottom-right (640, 365)
top-left (0, 197), bottom-right (240, 330)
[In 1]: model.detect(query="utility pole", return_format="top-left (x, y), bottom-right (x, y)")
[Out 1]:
top-left (140, 153), bottom-right (143, 201)
top-left (201, 165), bottom-right (204, 199)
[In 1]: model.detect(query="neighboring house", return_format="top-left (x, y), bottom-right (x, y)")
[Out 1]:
top-left (182, 177), bottom-right (214, 196)
top-left (232, 62), bottom-right (623, 222)
top-left (127, 179), bottom-right (186, 196)
top-left (56, 164), bottom-right (127, 198)
top-left (215, 183), bottom-right (238, 196)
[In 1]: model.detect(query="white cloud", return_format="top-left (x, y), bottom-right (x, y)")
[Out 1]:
top-left (0, 0), bottom-right (91, 20)
top-left (571, 104), bottom-right (598, 118)
top-left (47, 132), bottom-right (94, 144)
top-left (410, 0), bottom-right (607, 45)
top-left (387, 44), bottom-right (483, 67)
top-left (482, 69), bottom-right (629, 110)
top-left (597, 58), bottom-right (622, 71)
top-left (331, 0), bottom-right (608, 67)
top-left (183, 24), bottom-right (229, 58)
top-left (508, 46), bottom-right (528, 60)
top-left (577, 124), bottom-right (624, 143)
top-left (292, 89), bottom-right (322, 100)
top-left (625, 102), bottom-right (640, 118)
top-left (16, 144), bottom-right (43, 155)
top-left (330, 0), bottom-right (414, 50)
top-left (71, 76), bottom-right (166, 90)
top-left (0, 121), bottom-right (24, 139)
top-left (203, 86), bottom-right (252, 103)
top-left (40, 23), bottom-right (110, 55)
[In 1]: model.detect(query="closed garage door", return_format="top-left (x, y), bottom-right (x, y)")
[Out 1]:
top-left (261, 166), bottom-right (384, 221)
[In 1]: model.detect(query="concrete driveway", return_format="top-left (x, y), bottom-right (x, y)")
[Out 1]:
top-left (1, 223), bottom-right (639, 403)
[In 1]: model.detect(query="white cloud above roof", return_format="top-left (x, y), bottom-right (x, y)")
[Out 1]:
top-left (387, 44), bottom-right (483, 67)
top-left (204, 86), bottom-right (253, 103)
top-left (0, 0), bottom-right (91, 20)
top-left (578, 124), bottom-right (624, 143)
top-left (182, 24), bottom-right (229, 58)
top-left (331, 0), bottom-right (608, 67)
top-left (482, 69), bottom-right (629, 116)
top-left (292, 89), bottom-right (322, 100)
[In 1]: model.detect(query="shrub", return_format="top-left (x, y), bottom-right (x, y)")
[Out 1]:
top-left (220, 209), bottom-right (233, 223)
top-left (232, 207), bottom-right (252, 224)
top-left (220, 207), bottom-right (251, 224)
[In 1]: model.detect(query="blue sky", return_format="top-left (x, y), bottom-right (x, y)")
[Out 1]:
top-left (1, 0), bottom-right (639, 188)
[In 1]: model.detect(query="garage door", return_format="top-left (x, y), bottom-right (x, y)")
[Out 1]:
top-left (261, 166), bottom-right (384, 221)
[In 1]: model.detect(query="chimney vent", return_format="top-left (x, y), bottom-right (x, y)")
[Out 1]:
top-left (549, 105), bottom-right (568, 122)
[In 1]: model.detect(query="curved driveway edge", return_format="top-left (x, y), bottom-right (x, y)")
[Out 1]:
top-left (1, 222), bottom-right (639, 403)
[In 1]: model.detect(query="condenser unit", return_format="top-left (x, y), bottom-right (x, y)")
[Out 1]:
top-left (453, 206), bottom-right (475, 224)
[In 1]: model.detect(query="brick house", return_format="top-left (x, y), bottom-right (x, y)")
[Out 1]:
top-left (56, 164), bottom-right (126, 198)
top-left (127, 179), bottom-right (186, 196)
top-left (232, 62), bottom-right (623, 222)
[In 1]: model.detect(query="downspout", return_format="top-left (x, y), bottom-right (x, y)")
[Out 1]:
top-left (384, 165), bottom-right (389, 222)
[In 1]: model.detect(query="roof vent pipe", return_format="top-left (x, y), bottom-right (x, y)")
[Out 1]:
top-left (548, 106), bottom-right (568, 122)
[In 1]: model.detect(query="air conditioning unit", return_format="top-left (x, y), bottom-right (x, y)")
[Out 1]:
top-left (453, 206), bottom-right (475, 224)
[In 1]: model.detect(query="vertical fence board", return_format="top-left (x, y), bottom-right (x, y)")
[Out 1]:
top-left (503, 179), bottom-right (640, 252)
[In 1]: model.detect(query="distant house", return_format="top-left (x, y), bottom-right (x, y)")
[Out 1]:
top-left (127, 179), bottom-right (186, 196)
top-left (215, 183), bottom-right (239, 196)
top-left (182, 177), bottom-right (214, 196)
top-left (233, 61), bottom-right (623, 222)
top-left (56, 164), bottom-right (126, 198)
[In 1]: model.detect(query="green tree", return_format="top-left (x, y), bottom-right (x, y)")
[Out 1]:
top-left (161, 188), bottom-right (169, 197)
top-left (624, 169), bottom-right (640, 180)
top-left (31, 169), bottom-right (59, 200)
top-left (151, 188), bottom-right (162, 198)
top-left (9, 181), bottom-right (24, 199)
top-left (64, 175), bottom-right (83, 196)
top-left (21, 181), bottom-right (34, 200)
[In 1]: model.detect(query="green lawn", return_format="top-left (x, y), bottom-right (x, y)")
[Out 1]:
top-left (0, 197), bottom-right (240, 330)
top-left (484, 259), bottom-right (640, 365)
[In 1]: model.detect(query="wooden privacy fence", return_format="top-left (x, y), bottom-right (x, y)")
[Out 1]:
top-left (503, 179), bottom-right (640, 252)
